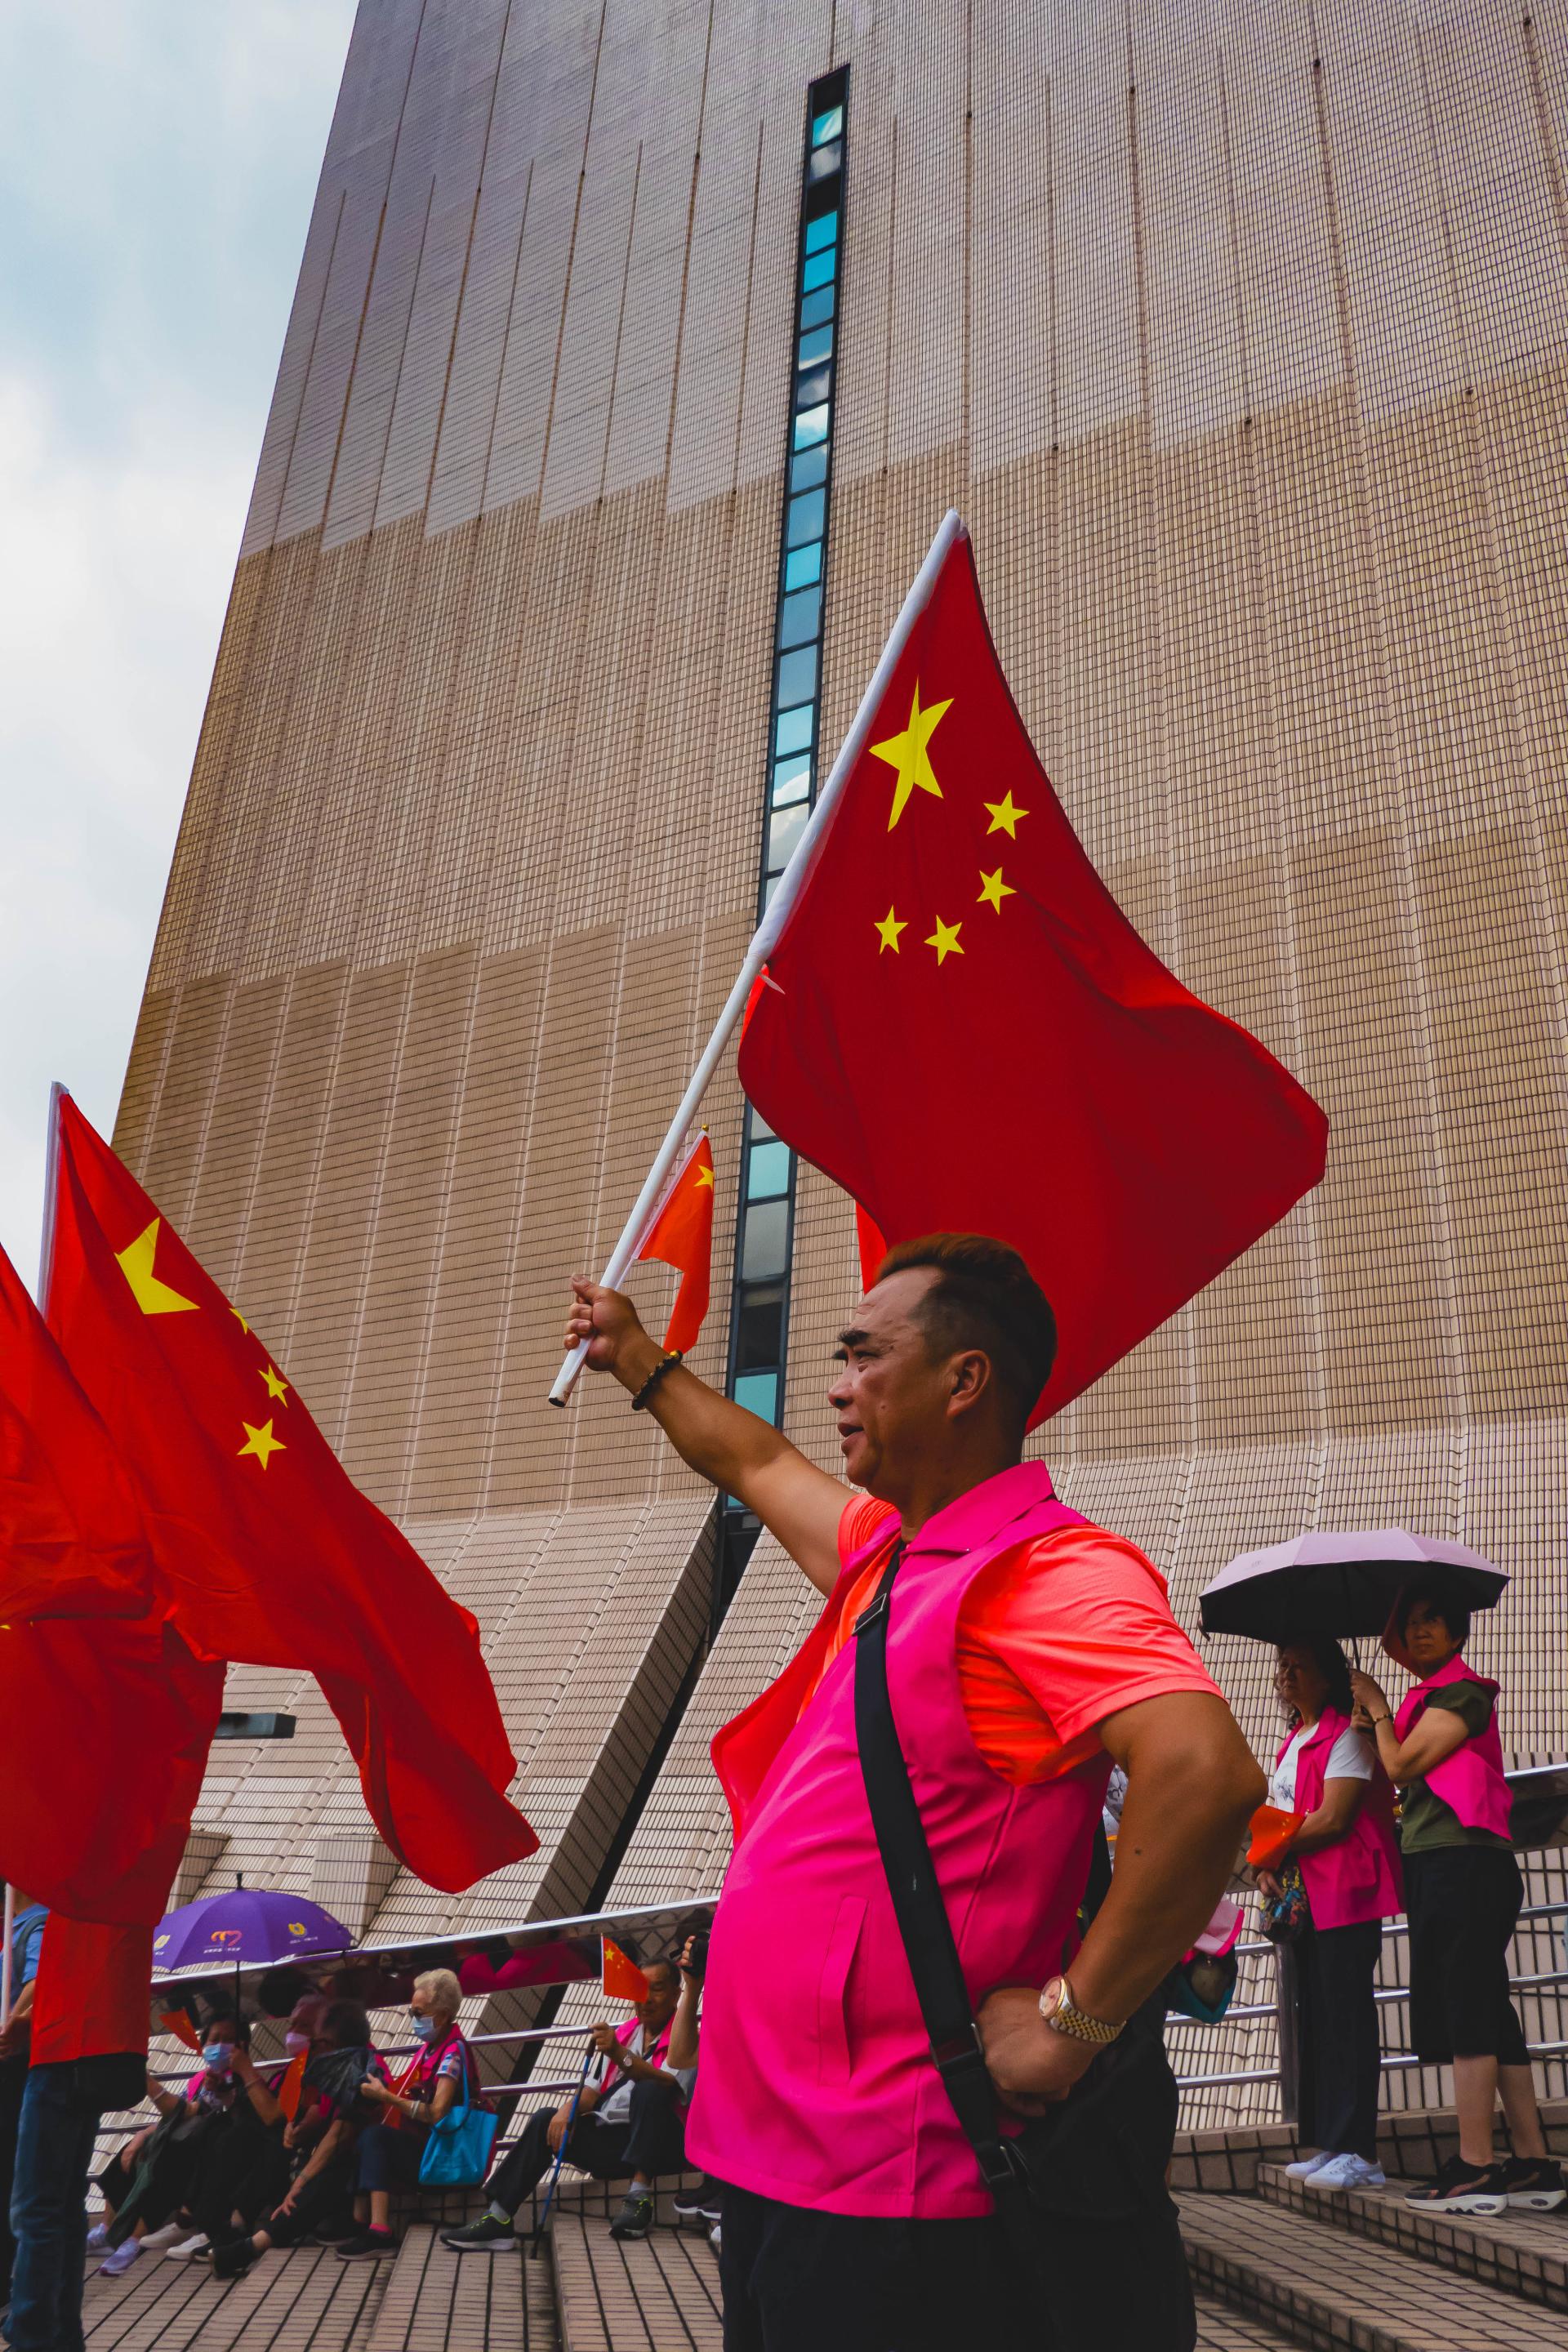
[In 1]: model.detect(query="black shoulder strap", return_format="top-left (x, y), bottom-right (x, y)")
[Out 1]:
top-left (853, 1546), bottom-right (1046, 2323)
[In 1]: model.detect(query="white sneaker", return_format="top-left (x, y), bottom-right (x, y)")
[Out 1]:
top-left (140, 2221), bottom-right (182, 2249)
top-left (1311, 2153), bottom-right (1386, 2191)
top-left (87, 2222), bottom-right (111, 2250)
top-left (1285, 2150), bottom-right (1331, 2178)
top-left (164, 2234), bottom-right (209, 2261)
top-left (98, 2239), bottom-right (141, 2277)
top-left (708, 2222), bottom-right (721, 2252)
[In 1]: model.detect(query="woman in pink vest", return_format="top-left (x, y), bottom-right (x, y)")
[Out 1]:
top-left (1352, 1573), bottom-right (1564, 2217)
top-left (1260, 1635), bottom-right (1401, 2194)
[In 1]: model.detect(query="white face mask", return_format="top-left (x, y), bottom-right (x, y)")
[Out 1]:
top-left (202, 2043), bottom-right (234, 2072)
top-left (284, 2031), bottom-right (310, 2057)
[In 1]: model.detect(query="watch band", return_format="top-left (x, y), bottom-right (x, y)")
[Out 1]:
top-left (1039, 1972), bottom-right (1123, 2047)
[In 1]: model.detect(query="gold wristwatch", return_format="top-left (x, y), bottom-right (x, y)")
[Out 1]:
top-left (1039, 1973), bottom-right (1123, 2047)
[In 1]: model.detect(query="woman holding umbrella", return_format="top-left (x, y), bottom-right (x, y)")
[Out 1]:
top-left (1259, 1635), bottom-right (1401, 2192)
top-left (1351, 1572), bottom-right (1564, 2216)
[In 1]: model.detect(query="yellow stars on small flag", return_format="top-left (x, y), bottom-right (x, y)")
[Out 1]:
top-left (116, 1220), bottom-right (198, 1316)
top-left (238, 1418), bottom-right (286, 1470)
top-left (983, 792), bottom-right (1028, 840)
top-left (871, 684), bottom-right (952, 830)
top-left (231, 1307), bottom-right (250, 1336)
top-left (977, 866), bottom-right (1014, 913)
top-left (925, 916), bottom-right (964, 965)
top-left (260, 1364), bottom-right (290, 1404)
top-left (695, 1163), bottom-right (715, 1191)
top-left (874, 906), bottom-right (907, 954)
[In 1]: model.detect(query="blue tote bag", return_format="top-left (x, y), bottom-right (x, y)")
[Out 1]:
top-left (418, 2063), bottom-right (498, 2189)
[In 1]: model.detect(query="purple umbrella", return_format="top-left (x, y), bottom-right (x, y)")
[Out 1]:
top-left (1199, 1527), bottom-right (1508, 1643)
top-left (151, 1887), bottom-right (353, 1975)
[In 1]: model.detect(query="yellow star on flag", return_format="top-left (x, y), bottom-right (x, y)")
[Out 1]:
top-left (978, 866), bottom-right (1014, 912)
top-left (983, 791), bottom-right (1028, 839)
top-left (116, 1219), bottom-right (198, 1316)
top-left (260, 1364), bottom-right (290, 1403)
top-left (231, 1307), bottom-right (250, 1336)
top-left (238, 1419), bottom-right (286, 1469)
top-left (695, 1165), bottom-right (715, 1190)
top-left (870, 684), bottom-right (952, 830)
top-left (874, 906), bottom-right (907, 954)
top-left (925, 916), bottom-right (964, 965)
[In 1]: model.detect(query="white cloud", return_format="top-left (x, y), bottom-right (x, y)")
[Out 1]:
top-left (0, 1), bottom-right (356, 1287)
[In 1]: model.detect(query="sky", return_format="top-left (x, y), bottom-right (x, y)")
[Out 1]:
top-left (0, 0), bottom-right (357, 1290)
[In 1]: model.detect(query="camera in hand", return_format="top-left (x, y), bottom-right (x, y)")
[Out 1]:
top-left (679, 1931), bottom-right (710, 1980)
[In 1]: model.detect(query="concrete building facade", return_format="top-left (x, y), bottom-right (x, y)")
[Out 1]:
top-left (127, 0), bottom-right (1568, 2105)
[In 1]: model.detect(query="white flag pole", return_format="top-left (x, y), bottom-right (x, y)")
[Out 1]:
top-left (38, 1080), bottom-right (67, 1308)
top-left (1, 1884), bottom-right (14, 2028)
top-left (549, 506), bottom-right (966, 1405)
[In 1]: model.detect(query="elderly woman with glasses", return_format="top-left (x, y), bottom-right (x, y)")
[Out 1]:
top-left (335, 1969), bottom-right (478, 2260)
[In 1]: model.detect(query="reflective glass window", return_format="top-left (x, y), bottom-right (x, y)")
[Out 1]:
top-left (793, 402), bottom-right (830, 450)
top-left (746, 1105), bottom-right (777, 1142)
top-left (786, 487), bottom-right (826, 546)
top-left (741, 1200), bottom-right (790, 1281)
top-left (732, 1370), bottom-right (779, 1422)
top-left (807, 140), bottom-right (841, 182)
top-left (798, 323), bottom-right (834, 368)
top-left (812, 105), bottom-right (844, 145)
top-left (798, 285), bottom-right (835, 332)
top-left (777, 585), bottom-right (822, 648)
top-left (765, 798), bottom-right (808, 873)
top-left (746, 1142), bottom-right (792, 1201)
top-left (804, 211), bottom-right (839, 255)
top-left (775, 646), bottom-right (817, 706)
top-left (789, 443), bottom-right (827, 492)
top-left (772, 758), bottom-right (810, 807)
top-left (801, 248), bottom-right (835, 294)
top-left (775, 703), bottom-right (813, 756)
top-left (795, 363), bottom-right (831, 410)
top-left (784, 541), bottom-right (822, 590)
top-left (735, 1285), bottom-right (785, 1367)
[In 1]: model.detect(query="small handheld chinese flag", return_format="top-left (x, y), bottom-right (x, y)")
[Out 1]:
top-left (738, 525), bottom-right (1328, 1422)
top-left (602, 1937), bottom-right (651, 2002)
top-left (635, 1133), bottom-right (715, 1354)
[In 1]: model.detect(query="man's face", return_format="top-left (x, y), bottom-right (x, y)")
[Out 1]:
top-left (635, 1965), bottom-right (679, 2032)
top-left (828, 1267), bottom-right (968, 1495)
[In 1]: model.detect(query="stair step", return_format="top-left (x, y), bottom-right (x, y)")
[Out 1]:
top-left (369, 2221), bottom-right (558, 2352)
top-left (1256, 2162), bottom-right (1568, 2314)
top-left (1194, 2287), bottom-right (1303, 2348)
top-left (1178, 2189), bottom-right (1567, 2350)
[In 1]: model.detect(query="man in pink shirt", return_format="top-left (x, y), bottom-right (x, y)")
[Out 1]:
top-left (567, 1232), bottom-right (1262, 2352)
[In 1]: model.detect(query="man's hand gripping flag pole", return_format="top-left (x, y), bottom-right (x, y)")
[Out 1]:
top-left (546, 508), bottom-right (967, 1405)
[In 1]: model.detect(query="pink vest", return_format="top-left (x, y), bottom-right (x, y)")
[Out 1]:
top-left (1280, 1707), bottom-right (1402, 1930)
top-left (686, 1462), bottom-right (1110, 2218)
top-left (600, 2016), bottom-right (687, 2115)
top-left (1392, 1655), bottom-right (1512, 1841)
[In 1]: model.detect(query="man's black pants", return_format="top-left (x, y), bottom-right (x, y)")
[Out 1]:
top-left (488, 2078), bottom-right (686, 2213)
top-left (717, 2181), bottom-right (1194, 2352)
top-left (0, 2052), bottom-right (29, 2302)
top-left (1296, 1917), bottom-right (1382, 2162)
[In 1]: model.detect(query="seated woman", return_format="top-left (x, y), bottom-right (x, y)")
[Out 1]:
top-left (334, 1970), bottom-right (480, 2261)
top-left (165, 1993), bottom-right (332, 2261)
top-left (1352, 1574), bottom-right (1566, 2216)
top-left (1258, 1636), bottom-right (1401, 2191)
top-left (211, 2000), bottom-right (389, 2277)
top-left (91, 2012), bottom-right (251, 2275)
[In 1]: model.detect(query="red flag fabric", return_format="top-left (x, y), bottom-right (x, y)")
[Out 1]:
top-left (30, 1916), bottom-right (153, 2063)
top-left (46, 1097), bottom-right (537, 1894)
top-left (635, 1133), bottom-right (715, 1354)
top-left (602, 1936), bottom-right (651, 2002)
top-left (0, 1610), bottom-right (222, 1925)
top-left (0, 1240), bottom-right (150, 1619)
top-left (738, 528), bottom-right (1328, 1423)
top-left (853, 1204), bottom-right (888, 1295)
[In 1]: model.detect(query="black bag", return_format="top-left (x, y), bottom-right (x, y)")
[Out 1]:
top-left (853, 1544), bottom-right (1195, 2351)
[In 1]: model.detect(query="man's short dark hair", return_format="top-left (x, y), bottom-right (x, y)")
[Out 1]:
top-left (874, 1233), bottom-right (1057, 1430)
top-left (321, 1998), bottom-right (372, 2049)
top-left (643, 1958), bottom-right (679, 1991)
top-left (256, 1965), bottom-right (315, 2018)
top-left (1394, 1571), bottom-right (1472, 1650)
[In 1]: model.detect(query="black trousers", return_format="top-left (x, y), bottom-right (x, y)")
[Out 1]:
top-left (0, 2050), bottom-right (29, 2301)
top-left (261, 2152), bottom-right (356, 2247)
top-left (1296, 1916), bottom-right (1383, 2162)
top-left (1405, 1846), bottom-right (1529, 2065)
top-left (718, 2180), bottom-right (1193, 2352)
top-left (190, 2118), bottom-right (291, 2240)
top-left (487, 2078), bottom-right (687, 2213)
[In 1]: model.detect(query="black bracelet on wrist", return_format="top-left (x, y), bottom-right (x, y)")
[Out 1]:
top-left (630, 1349), bottom-right (684, 1411)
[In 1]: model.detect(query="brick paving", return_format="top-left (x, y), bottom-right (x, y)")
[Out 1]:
top-left (1179, 2189), bottom-right (1568, 2350)
top-left (1257, 2163), bottom-right (1568, 2313)
top-left (81, 2242), bottom-right (390, 2352)
top-left (552, 2215), bottom-right (722, 2352)
top-left (370, 2225), bottom-right (557, 2351)
top-left (1193, 2292), bottom-right (1301, 2348)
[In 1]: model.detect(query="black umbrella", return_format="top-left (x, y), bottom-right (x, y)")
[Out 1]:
top-left (1199, 1527), bottom-right (1508, 1643)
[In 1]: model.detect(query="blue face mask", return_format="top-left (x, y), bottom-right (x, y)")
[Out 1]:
top-left (410, 2016), bottom-right (437, 2044)
top-left (202, 2043), bottom-right (234, 2072)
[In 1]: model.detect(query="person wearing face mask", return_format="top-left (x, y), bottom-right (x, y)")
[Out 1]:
top-left (211, 1999), bottom-right (390, 2275)
top-left (1352, 1573), bottom-right (1565, 2217)
top-left (91, 2012), bottom-right (252, 2276)
top-left (331, 1969), bottom-right (479, 2260)
top-left (162, 1995), bottom-right (332, 2261)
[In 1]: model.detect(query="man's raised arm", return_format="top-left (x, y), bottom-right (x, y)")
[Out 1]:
top-left (566, 1279), bottom-right (847, 1594)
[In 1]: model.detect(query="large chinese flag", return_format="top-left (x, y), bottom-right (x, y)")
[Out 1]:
top-left (46, 1097), bottom-right (538, 1893)
top-left (635, 1133), bottom-right (715, 1354)
top-left (738, 528), bottom-right (1328, 1422)
top-left (0, 1239), bottom-right (150, 1619)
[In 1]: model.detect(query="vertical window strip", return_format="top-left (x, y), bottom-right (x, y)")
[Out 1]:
top-left (715, 66), bottom-right (848, 1617)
